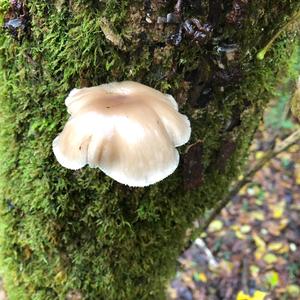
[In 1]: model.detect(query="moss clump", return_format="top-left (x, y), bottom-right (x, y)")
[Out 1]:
top-left (0, 1), bottom-right (299, 299)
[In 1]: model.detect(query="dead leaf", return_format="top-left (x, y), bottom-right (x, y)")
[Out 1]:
top-left (269, 201), bottom-right (285, 219)
top-left (253, 233), bottom-right (267, 260)
top-left (208, 220), bottom-right (223, 233)
top-left (263, 253), bottom-right (278, 264)
top-left (287, 284), bottom-right (300, 297)
top-left (236, 290), bottom-right (268, 300)
top-left (265, 271), bottom-right (280, 288)
top-left (267, 241), bottom-right (289, 254)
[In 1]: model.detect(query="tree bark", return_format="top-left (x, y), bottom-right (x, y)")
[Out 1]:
top-left (0, 1), bottom-right (299, 299)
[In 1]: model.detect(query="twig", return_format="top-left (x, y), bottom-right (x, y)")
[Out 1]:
top-left (194, 238), bottom-right (218, 268)
top-left (241, 256), bottom-right (249, 295)
top-left (257, 11), bottom-right (300, 60)
top-left (197, 128), bottom-right (300, 234)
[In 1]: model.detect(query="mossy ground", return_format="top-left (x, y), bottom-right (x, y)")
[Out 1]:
top-left (0, 1), bottom-right (299, 299)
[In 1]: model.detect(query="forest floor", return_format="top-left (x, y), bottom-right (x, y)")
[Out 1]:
top-left (168, 123), bottom-right (300, 300)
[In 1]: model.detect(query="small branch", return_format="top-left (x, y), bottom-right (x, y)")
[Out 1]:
top-left (197, 128), bottom-right (300, 234)
top-left (194, 238), bottom-right (218, 268)
top-left (241, 257), bottom-right (249, 294)
top-left (257, 11), bottom-right (300, 60)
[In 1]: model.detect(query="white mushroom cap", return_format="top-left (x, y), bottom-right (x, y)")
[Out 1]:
top-left (53, 81), bottom-right (191, 187)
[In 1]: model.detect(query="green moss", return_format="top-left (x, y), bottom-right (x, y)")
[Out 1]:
top-left (0, 1), bottom-right (299, 299)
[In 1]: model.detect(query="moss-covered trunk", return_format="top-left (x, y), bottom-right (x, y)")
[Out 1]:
top-left (0, 1), bottom-right (299, 299)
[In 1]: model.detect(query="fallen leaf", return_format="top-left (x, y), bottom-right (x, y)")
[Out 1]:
top-left (193, 272), bottom-right (207, 283)
top-left (248, 186), bottom-right (261, 196)
top-left (241, 225), bottom-right (251, 234)
top-left (208, 220), bottom-right (223, 232)
top-left (213, 260), bottom-right (234, 277)
top-left (255, 151), bottom-right (265, 160)
top-left (289, 243), bottom-right (297, 252)
top-left (287, 284), bottom-right (300, 297)
top-left (167, 287), bottom-right (177, 299)
top-left (295, 164), bottom-right (300, 185)
top-left (279, 218), bottom-right (288, 230)
top-left (236, 290), bottom-right (268, 300)
top-left (239, 186), bottom-right (248, 195)
top-left (265, 271), bottom-right (279, 288)
top-left (253, 233), bottom-right (267, 260)
top-left (250, 211), bottom-right (265, 221)
top-left (267, 241), bottom-right (289, 254)
top-left (264, 218), bottom-right (288, 236)
top-left (250, 265), bottom-right (260, 278)
top-left (269, 201), bottom-right (285, 219)
top-left (263, 253), bottom-right (278, 264)
top-left (252, 290), bottom-right (269, 300)
top-left (236, 290), bottom-right (250, 300)
top-left (181, 273), bottom-right (195, 288)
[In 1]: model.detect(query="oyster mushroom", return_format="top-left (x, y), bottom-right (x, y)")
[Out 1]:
top-left (53, 81), bottom-right (191, 187)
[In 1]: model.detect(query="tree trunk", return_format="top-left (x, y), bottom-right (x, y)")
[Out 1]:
top-left (0, 1), bottom-right (298, 299)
